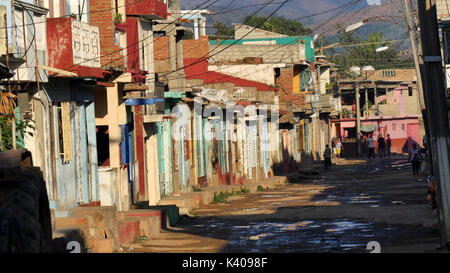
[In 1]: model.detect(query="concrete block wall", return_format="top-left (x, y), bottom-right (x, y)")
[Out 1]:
top-left (208, 44), bottom-right (303, 64)
top-left (208, 64), bottom-right (285, 86)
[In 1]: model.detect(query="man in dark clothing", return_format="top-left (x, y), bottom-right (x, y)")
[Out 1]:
top-left (377, 135), bottom-right (386, 158)
top-left (386, 134), bottom-right (392, 157)
top-left (324, 144), bottom-right (332, 170)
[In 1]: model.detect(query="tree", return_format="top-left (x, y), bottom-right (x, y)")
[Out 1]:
top-left (332, 25), bottom-right (414, 78)
top-left (209, 16), bottom-right (312, 40)
top-left (0, 116), bottom-right (35, 151)
top-left (209, 22), bottom-right (235, 40)
top-left (243, 16), bottom-right (312, 36)
top-left (0, 92), bottom-right (34, 151)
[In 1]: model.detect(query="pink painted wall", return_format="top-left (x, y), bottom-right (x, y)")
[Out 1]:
top-left (333, 117), bottom-right (422, 154)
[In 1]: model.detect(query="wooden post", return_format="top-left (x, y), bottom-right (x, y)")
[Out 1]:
top-left (364, 86), bottom-right (368, 117)
top-left (355, 84), bottom-right (361, 156)
top-left (374, 84), bottom-right (378, 116)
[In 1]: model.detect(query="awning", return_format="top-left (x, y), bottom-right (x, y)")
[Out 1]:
top-left (124, 98), bottom-right (164, 106)
top-left (361, 124), bottom-right (378, 132)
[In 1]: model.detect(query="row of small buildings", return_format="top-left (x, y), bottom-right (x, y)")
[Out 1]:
top-left (0, 0), bottom-right (425, 222)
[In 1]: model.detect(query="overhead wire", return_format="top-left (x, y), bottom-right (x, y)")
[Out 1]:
top-left (143, 1), bottom-right (365, 90)
top-left (111, 0), bottom-right (289, 81)
top-left (63, 0), bottom-right (220, 70)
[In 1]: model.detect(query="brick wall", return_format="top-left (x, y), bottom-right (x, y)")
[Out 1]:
top-left (154, 36), bottom-right (209, 61)
top-left (183, 37), bottom-right (209, 59)
top-left (277, 67), bottom-right (293, 95)
top-left (154, 36), bottom-right (169, 60)
top-left (90, 0), bottom-right (125, 69)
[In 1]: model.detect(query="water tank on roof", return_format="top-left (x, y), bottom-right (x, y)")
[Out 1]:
top-left (362, 66), bottom-right (375, 71)
top-left (349, 66), bottom-right (361, 76)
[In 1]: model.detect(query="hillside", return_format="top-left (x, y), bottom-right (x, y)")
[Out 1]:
top-left (180, 0), bottom-right (409, 48)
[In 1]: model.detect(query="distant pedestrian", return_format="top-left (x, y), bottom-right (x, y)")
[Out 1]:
top-left (386, 134), bottom-right (392, 157)
top-left (422, 134), bottom-right (428, 156)
top-left (331, 137), bottom-right (337, 158)
top-left (335, 139), bottom-right (342, 158)
top-left (377, 135), bottom-right (386, 158)
top-left (409, 143), bottom-right (422, 176)
top-left (368, 134), bottom-right (375, 159)
top-left (324, 144), bottom-right (332, 170)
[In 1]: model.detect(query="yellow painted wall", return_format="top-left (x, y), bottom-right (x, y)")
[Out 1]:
top-left (293, 65), bottom-right (300, 93)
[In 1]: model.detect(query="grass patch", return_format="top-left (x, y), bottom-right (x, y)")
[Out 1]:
top-left (189, 209), bottom-right (200, 217)
top-left (213, 191), bottom-right (233, 203)
top-left (132, 235), bottom-right (149, 243)
top-left (212, 188), bottom-right (251, 203)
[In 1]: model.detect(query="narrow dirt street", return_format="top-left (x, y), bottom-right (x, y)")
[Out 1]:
top-left (124, 155), bottom-right (443, 253)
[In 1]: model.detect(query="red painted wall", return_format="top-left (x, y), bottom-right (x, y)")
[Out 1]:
top-left (47, 18), bottom-right (73, 71)
top-left (126, 17), bottom-right (140, 72)
top-left (126, 0), bottom-right (168, 19)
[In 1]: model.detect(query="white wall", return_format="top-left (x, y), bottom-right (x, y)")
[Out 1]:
top-left (208, 63), bottom-right (286, 86)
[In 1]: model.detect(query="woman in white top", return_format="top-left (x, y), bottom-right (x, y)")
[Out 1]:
top-left (367, 134), bottom-right (375, 159)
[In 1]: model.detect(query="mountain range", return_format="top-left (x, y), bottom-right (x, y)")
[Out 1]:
top-left (180, 0), bottom-right (409, 49)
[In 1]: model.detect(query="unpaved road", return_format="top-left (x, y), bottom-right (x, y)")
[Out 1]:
top-left (123, 155), bottom-right (443, 253)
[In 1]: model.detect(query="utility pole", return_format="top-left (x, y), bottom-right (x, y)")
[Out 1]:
top-left (417, 0), bottom-right (450, 248)
top-left (403, 0), bottom-right (426, 110)
top-left (355, 84), bottom-right (361, 156)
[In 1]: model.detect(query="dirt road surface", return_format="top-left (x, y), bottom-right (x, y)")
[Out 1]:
top-left (122, 155), bottom-right (444, 253)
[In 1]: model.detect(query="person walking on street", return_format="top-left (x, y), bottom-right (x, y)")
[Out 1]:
top-left (368, 134), bottom-right (375, 159)
top-left (409, 143), bottom-right (422, 176)
top-left (324, 144), bottom-right (332, 170)
top-left (335, 138), bottom-right (342, 158)
top-left (386, 134), bottom-right (392, 157)
top-left (377, 135), bottom-right (386, 158)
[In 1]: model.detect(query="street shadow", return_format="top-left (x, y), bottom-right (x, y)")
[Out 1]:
top-left (140, 155), bottom-right (439, 253)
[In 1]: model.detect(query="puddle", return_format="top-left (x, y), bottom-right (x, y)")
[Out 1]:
top-left (347, 200), bottom-right (380, 204)
top-left (218, 218), bottom-right (383, 252)
top-left (242, 208), bottom-right (260, 212)
top-left (262, 194), bottom-right (288, 198)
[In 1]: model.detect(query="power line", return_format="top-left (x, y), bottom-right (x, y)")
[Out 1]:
top-left (110, 0), bottom-right (286, 79)
top-left (151, 0), bottom-right (291, 80)
top-left (106, 0), bottom-right (365, 83)
top-left (130, 0), bottom-right (364, 84)
top-left (64, 0), bottom-right (219, 70)
top-left (0, 0), bottom-right (150, 30)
